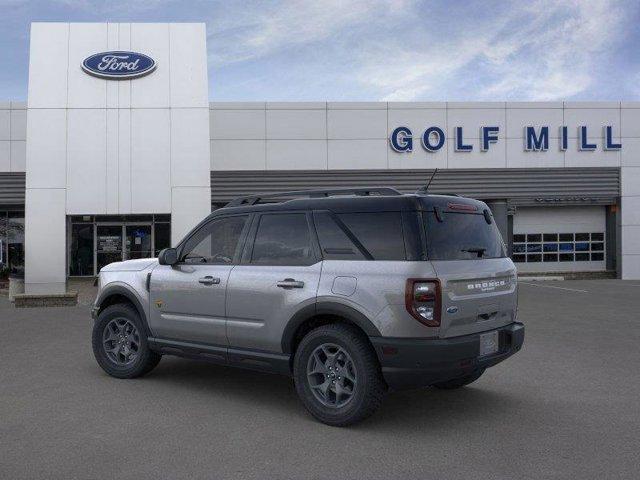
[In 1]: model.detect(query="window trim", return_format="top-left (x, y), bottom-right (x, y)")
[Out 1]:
top-left (176, 213), bottom-right (252, 266)
top-left (241, 211), bottom-right (321, 267)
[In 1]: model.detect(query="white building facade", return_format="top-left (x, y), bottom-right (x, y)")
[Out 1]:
top-left (0, 22), bottom-right (639, 294)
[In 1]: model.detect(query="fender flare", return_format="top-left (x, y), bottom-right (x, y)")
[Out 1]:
top-left (281, 301), bottom-right (382, 354)
top-left (95, 284), bottom-right (151, 337)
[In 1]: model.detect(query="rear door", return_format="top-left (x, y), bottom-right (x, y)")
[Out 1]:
top-left (149, 214), bottom-right (250, 346)
top-left (424, 209), bottom-right (518, 338)
top-left (226, 212), bottom-right (322, 353)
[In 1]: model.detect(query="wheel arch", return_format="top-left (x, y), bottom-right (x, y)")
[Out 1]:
top-left (281, 301), bottom-right (382, 355)
top-left (95, 284), bottom-right (151, 337)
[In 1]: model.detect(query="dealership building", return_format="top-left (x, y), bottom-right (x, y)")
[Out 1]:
top-left (1, 22), bottom-right (640, 295)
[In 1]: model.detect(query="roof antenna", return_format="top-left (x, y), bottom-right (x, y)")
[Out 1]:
top-left (416, 168), bottom-right (438, 194)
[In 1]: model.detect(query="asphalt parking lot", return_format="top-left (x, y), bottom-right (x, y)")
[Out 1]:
top-left (1, 280), bottom-right (639, 480)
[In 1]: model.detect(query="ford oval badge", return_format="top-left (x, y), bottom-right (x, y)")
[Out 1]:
top-left (446, 306), bottom-right (459, 314)
top-left (82, 51), bottom-right (156, 80)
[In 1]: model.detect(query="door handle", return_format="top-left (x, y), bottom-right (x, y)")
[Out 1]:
top-left (198, 276), bottom-right (220, 286)
top-left (276, 278), bottom-right (305, 289)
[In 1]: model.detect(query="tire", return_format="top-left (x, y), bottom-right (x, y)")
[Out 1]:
top-left (92, 303), bottom-right (161, 379)
top-left (431, 369), bottom-right (485, 390)
top-left (293, 323), bottom-right (386, 427)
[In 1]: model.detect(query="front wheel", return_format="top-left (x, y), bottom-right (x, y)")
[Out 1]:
top-left (92, 303), bottom-right (161, 379)
top-left (293, 324), bottom-right (386, 427)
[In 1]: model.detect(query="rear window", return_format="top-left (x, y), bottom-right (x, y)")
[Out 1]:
top-left (424, 211), bottom-right (506, 260)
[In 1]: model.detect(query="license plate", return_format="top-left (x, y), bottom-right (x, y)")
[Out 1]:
top-left (479, 330), bottom-right (499, 357)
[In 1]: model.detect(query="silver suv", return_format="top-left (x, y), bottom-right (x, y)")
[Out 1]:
top-left (91, 188), bottom-right (524, 426)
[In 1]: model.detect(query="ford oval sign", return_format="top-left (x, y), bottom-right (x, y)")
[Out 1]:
top-left (82, 51), bottom-right (156, 80)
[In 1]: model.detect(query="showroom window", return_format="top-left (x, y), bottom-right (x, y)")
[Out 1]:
top-left (0, 211), bottom-right (25, 279)
top-left (68, 214), bottom-right (171, 276)
top-left (511, 233), bottom-right (605, 263)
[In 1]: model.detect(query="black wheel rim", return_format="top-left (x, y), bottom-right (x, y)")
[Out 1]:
top-left (102, 318), bottom-right (140, 366)
top-left (306, 343), bottom-right (357, 408)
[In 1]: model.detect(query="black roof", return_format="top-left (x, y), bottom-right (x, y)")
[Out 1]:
top-left (207, 189), bottom-right (488, 218)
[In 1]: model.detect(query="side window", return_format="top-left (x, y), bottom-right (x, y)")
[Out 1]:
top-left (313, 212), bottom-right (365, 260)
top-left (251, 214), bottom-right (314, 266)
top-left (181, 215), bottom-right (248, 264)
top-left (337, 212), bottom-right (406, 260)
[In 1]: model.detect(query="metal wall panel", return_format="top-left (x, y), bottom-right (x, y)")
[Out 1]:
top-left (1, 168), bottom-right (621, 209)
top-left (211, 168), bottom-right (620, 206)
top-left (0, 172), bottom-right (26, 206)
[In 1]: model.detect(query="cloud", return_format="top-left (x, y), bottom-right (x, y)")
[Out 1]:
top-left (207, 0), bottom-right (413, 66)
top-left (206, 0), bottom-right (632, 101)
top-left (357, 0), bottom-right (628, 101)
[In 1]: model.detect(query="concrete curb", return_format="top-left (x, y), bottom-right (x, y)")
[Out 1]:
top-left (13, 291), bottom-right (78, 308)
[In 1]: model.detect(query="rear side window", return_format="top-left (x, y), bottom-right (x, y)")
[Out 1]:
top-left (338, 212), bottom-right (406, 260)
top-left (251, 213), bottom-right (314, 265)
top-left (313, 212), bottom-right (366, 260)
top-left (424, 212), bottom-right (506, 260)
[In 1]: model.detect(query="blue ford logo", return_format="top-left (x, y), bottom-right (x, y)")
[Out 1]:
top-left (82, 51), bottom-right (156, 80)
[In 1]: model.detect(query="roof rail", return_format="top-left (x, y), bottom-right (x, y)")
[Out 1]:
top-left (225, 187), bottom-right (402, 207)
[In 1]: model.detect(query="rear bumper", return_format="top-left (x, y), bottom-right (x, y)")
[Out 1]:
top-left (370, 322), bottom-right (524, 391)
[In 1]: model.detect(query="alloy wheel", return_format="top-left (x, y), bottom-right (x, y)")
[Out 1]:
top-left (102, 318), bottom-right (140, 366)
top-left (306, 343), bottom-right (357, 408)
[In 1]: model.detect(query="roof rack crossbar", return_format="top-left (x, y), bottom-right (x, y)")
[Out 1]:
top-left (226, 187), bottom-right (402, 207)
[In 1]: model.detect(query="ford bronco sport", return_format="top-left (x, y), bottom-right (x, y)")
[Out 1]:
top-left (91, 188), bottom-right (524, 426)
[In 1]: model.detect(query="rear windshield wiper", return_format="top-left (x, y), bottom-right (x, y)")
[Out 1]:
top-left (461, 247), bottom-right (487, 258)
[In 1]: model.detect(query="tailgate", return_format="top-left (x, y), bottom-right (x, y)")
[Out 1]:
top-left (431, 258), bottom-right (517, 338)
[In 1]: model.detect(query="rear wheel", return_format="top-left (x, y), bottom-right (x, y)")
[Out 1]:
top-left (293, 324), bottom-right (386, 426)
top-left (432, 369), bottom-right (485, 390)
top-left (92, 303), bottom-right (161, 379)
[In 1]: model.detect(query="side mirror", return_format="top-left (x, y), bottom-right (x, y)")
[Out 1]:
top-left (158, 248), bottom-right (178, 266)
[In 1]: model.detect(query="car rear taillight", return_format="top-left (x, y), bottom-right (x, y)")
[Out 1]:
top-left (405, 279), bottom-right (441, 327)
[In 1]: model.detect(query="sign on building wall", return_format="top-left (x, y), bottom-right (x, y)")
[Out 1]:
top-left (82, 51), bottom-right (156, 80)
top-left (389, 125), bottom-right (622, 153)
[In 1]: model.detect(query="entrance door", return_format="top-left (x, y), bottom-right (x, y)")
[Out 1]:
top-left (96, 225), bottom-right (123, 272)
top-left (125, 225), bottom-right (152, 260)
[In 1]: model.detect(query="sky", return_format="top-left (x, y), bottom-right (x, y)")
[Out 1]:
top-left (1, 0), bottom-right (639, 102)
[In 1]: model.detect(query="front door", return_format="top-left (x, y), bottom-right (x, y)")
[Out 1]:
top-left (226, 212), bottom-right (322, 353)
top-left (148, 214), bottom-right (250, 346)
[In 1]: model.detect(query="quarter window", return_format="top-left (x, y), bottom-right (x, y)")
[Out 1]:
top-left (251, 214), bottom-right (314, 266)
top-left (313, 212), bottom-right (366, 260)
top-left (337, 212), bottom-right (406, 261)
top-left (182, 216), bottom-right (248, 264)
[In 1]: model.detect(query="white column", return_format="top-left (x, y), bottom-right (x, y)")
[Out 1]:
top-left (168, 23), bottom-right (211, 245)
top-left (24, 24), bottom-right (69, 294)
top-left (621, 104), bottom-right (640, 279)
top-left (620, 166), bottom-right (640, 279)
top-left (25, 189), bottom-right (66, 294)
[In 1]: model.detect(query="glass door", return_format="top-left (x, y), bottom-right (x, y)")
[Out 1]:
top-left (125, 225), bottom-right (152, 260)
top-left (69, 224), bottom-right (94, 276)
top-left (96, 225), bottom-right (123, 273)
